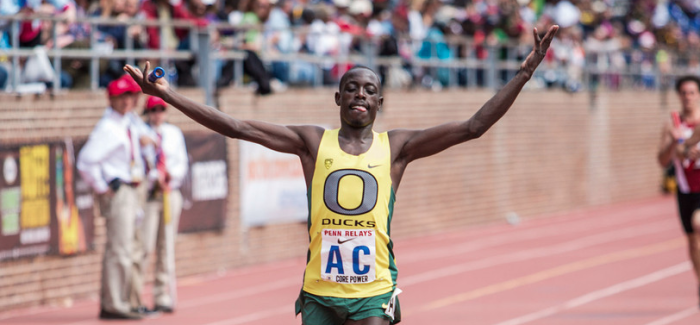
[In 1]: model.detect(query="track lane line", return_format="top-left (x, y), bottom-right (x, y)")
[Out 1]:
top-left (180, 219), bottom-right (677, 313)
top-left (642, 306), bottom-right (699, 325)
top-left (178, 276), bottom-right (301, 309)
top-left (399, 202), bottom-right (667, 263)
top-left (400, 221), bottom-right (677, 286)
top-left (492, 262), bottom-right (691, 325)
top-left (201, 306), bottom-right (290, 325)
top-left (1, 199), bottom-right (676, 324)
top-left (187, 227), bottom-right (681, 325)
top-left (410, 238), bottom-right (685, 314)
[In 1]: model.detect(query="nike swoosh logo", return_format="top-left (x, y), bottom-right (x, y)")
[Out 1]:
top-left (338, 238), bottom-right (356, 244)
top-left (368, 164), bottom-right (382, 168)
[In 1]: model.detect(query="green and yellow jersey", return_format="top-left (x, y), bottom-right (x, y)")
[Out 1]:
top-left (302, 128), bottom-right (398, 298)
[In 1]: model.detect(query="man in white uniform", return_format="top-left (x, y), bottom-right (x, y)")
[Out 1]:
top-left (77, 74), bottom-right (146, 320)
top-left (131, 96), bottom-right (189, 313)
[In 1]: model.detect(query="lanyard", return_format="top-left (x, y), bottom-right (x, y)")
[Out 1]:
top-left (126, 127), bottom-right (135, 163)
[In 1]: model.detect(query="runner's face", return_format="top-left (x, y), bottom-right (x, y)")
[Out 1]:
top-left (678, 81), bottom-right (700, 110)
top-left (335, 69), bottom-right (383, 128)
top-left (679, 81), bottom-right (700, 111)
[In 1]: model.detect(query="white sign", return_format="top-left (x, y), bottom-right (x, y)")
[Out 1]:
top-left (192, 160), bottom-right (228, 201)
top-left (239, 142), bottom-right (308, 226)
top-left (3, 157), bottom-right (17, 185)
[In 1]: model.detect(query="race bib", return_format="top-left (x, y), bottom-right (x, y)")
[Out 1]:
top-left (320, 228), bottom-right (376, 284)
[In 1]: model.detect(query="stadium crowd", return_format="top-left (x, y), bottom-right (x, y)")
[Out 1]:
top-left (1, 0), bottom-right (699, 93)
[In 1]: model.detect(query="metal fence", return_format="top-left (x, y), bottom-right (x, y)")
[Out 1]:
top-left (0, 14), bottom-right (694, 105)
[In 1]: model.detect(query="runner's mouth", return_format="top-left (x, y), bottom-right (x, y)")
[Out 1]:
top-left (351, 104), bottom-right (368, 112)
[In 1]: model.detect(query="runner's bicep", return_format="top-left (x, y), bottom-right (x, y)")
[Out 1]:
top-left (393, 122), bottom-right (472, 163)
top-left (236, 121), bottom-right (310, 156)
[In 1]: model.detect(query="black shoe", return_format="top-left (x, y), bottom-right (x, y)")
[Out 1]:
top-left (131, 306), bottom-right (160, 317)
top-left (154, 305), bottom-right (174, 313)
top-left (98, 309), bottom-right (143, 320)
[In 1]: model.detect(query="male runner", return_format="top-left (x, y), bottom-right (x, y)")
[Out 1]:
top-left (660, 75), bottom-right (700, 305)
top-left (124, 25), bottom-right (559, 325)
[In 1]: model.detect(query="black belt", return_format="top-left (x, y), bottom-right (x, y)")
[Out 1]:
top-left (108, 179), bottom-right (140, 192)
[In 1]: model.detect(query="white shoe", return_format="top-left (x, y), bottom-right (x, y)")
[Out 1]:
top-left (270, 79), bottom-right (287, 93)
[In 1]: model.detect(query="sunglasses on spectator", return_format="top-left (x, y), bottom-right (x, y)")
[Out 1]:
top-left (146, 106), bottom-right (167, 113)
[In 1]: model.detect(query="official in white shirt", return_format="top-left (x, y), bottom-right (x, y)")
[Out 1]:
top-left (77, 74), bottom-right (146, 320)
top-left (132, 96), bottom-right (188, 314)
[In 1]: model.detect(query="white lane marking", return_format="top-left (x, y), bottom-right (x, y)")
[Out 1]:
top-left (642, 306), bottom-right (699, 325)
top-left (401, 221), bottom-right (676, 286)
top-left (492, 262), bottom-right (691, 325)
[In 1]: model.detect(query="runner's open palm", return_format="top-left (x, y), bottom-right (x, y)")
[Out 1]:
top-left (520, 25), bottom-right (559, 79)
top-left (123, 61), bottom-right (170, 97)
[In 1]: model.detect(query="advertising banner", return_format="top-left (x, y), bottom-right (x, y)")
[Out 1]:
top-left (0, 139), bottom-right (95, 261)
top-left (178, 132), bottom-right (229, 233)
top-left (239, 141), bottom-right (308, 227)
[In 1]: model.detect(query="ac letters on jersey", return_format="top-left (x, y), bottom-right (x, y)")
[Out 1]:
top-left (321, 228), bottom-right (376, 284)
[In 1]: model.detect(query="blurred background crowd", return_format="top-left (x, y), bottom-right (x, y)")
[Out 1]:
top-left (1, 0), bottom-right (699, 94)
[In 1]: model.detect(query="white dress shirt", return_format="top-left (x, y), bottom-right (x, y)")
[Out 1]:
top-left (146, 123), bottom-right (188, 190)
top-left (77, 108), bottom-right (145, 194)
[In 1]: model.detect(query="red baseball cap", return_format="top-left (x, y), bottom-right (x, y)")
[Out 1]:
top-left (144, 96), bottom-right (167, 114)
top-left (107, 74), bottom-right (141, 97)
top-left (120, 74), bottom-right (141, 93)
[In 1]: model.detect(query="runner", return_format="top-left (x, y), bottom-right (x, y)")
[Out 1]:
top-left (123, 25), bottom-right (559, 324)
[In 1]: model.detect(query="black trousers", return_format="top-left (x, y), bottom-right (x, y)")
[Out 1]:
top-left (218, 50), bottom-right (271, 95)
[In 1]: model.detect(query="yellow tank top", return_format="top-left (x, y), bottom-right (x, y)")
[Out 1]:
top-left (302, 128), bottom-right (398, 298)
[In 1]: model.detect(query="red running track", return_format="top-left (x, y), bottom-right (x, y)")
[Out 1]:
top-left (2, 195), bottom-right (699, 325)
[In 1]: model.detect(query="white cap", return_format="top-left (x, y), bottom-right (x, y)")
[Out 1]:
top-left (333, 0), bottom-right (350, 8)
top-left (349, 0), bottom-right (372, 16)
top-left (554, 0), bottom-right (580, 28)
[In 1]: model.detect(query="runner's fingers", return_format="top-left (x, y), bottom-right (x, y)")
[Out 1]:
top-left (533, 27), bottom-right (540, 45)
top-left (143, 61), bottom-right (151, 84)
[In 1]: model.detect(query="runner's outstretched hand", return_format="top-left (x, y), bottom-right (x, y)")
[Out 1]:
top-left (123, 61), bottom-right (170, 98)
top-left (520, 25), bottom-right (559, 79)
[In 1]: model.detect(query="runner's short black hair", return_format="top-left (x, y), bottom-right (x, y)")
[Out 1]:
top-left (675, 75), bottom-right (700, 93)
top-left (338, 66), bottom-right (381, 94)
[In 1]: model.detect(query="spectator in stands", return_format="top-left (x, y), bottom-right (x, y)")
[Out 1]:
top-left (307, 3), bottom-right (343, 84)
top-left (0, 0), bottom-right (16, 90)
top-left (553, 26), bottom-right (585, 92)
top-left (54, 0), bottom-right (93, 89)
top-left (408, 0), bottom-right (440, 47)
top-left (15, 0), bottom-right (53, 48)
top-left (416, 5), bottom-right (455, 89)
top-left (141, 0), bottom-right (201, 87)
top-left (218, 0), bottom-right (275, 94)
top-left (0, 64), bottom-right (7, 90)
top-left (286, 6), bottom-right (317, 86)
top-left (6, 0), bottom-right (700, 92)
top-left (379, 3), bottom-right (413, 88)
top-left (89, 0), bottom-right (145, 87)
top-left (264, 0), bottom-right (293, 84)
